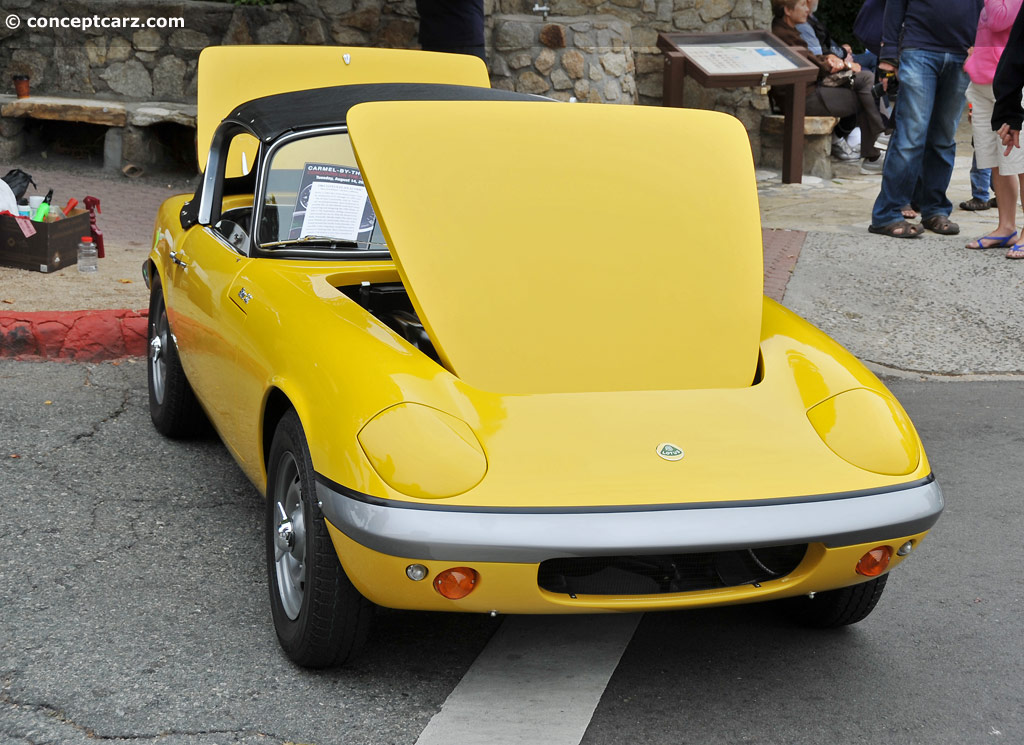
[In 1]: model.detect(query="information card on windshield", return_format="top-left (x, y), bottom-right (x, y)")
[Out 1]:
top-left (288, 163), bottom-right (376, 242)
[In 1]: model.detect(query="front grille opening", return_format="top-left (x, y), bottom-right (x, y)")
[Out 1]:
top-left (537, 545), bottom-right (808, 596)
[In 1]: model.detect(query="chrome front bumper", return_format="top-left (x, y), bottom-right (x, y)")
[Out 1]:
top-left (315, 475), bottom-right (943, 563)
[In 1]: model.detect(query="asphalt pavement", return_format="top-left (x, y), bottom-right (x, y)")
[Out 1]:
top-left (1, 362), bottom-right (1021, 745)
top-left (0, 360), bottom-right (498, 745)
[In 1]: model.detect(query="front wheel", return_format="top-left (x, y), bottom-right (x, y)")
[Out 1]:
top-left (147, 274), bottom-right (205, 438)
top-left (266, 410), bottom-right (373, 667)
top-left (784, 574), bottom-right (888, 628)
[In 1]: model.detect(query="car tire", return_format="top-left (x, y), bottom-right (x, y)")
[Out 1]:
top-left (147, 274), bottom-right (206, 438)
top-left (266, 409), bottom-right (373, 668)
top-left (785, 574), bottom-right (888, 628)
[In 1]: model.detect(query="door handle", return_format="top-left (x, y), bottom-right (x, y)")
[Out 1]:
top-left (169, 250), bottom-right (188, 270)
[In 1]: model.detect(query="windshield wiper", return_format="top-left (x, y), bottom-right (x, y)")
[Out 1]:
top-left (262, 235), bottom-right (360, 249)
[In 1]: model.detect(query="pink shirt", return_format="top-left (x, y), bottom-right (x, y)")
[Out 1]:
top-left (965, 0), bottom-right (1023, 84)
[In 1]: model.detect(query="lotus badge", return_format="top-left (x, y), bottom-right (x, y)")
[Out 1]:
top-left (657, 443), bottom-right (684, 461)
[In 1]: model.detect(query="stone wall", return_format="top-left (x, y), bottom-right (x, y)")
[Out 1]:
top-left (0, 0), bottom-right (424, 103)
top-left (490, 15), bottom-right (635, 103)
top-left (0, 0), bottom-right (774, 153)
top-left (493, 0), bottom-right (774, 136)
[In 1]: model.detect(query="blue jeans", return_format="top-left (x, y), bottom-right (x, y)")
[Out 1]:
top-left (970, 152), bottom-right (991, 200)
top-left (871, 49), bottom-right (970, 227)
top-left (853, 50), bottom-right (877, 73)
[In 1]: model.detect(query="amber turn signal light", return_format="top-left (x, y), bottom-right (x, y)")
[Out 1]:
top-left (434, 567), bottom-right (478, 599)
top-left (856, 546), bottom-right (893, 577)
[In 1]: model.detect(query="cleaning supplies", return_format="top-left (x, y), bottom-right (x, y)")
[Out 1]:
top-left (84, 196), bottom-right (104, 258)
top-left (32, 189), bottom-right (53, 222)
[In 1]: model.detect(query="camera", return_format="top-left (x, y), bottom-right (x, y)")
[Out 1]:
top-left (873, 69), bottom-right (899, 100)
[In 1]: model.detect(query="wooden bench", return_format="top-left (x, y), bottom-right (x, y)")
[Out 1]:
top-left (760, 113), bottom-right (839, 180)
top-left (0, 95), bottom-right (196, 172)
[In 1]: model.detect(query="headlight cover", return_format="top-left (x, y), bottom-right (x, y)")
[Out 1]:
top-left (357, 403), bottom-right (487, 499)
top-left (806, 388), bottom-right (921, 475)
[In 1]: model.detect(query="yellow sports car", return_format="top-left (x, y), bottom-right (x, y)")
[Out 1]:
top-left (146, 46), bottom-right (942, 667)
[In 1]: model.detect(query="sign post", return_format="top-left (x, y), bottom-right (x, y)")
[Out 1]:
top-left (657, 31), bottom-right (820, 184)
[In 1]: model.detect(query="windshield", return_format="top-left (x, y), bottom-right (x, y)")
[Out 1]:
top-left (259, 131), bottom-right (388, 253)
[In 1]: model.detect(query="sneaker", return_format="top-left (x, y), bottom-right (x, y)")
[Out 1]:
top-left (875, 132), bottom-right (891, 151)
top-left (860, 155), bottom-right (884, 174)
top-left (831, 136), bottom-right (859, 161)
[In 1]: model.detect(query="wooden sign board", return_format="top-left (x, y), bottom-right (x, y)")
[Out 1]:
top-left (657, 31), bottom-right (820, 184)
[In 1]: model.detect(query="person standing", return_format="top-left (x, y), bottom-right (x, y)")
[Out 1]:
top-left (868, 0), bottom-right (983, 238)
top-left (962, 0), bottom-right (1024, 258)
top-left (990, 3), bottom-right (1024, 256)
top-left (416, 0), bottom-right (486, 62)
top-left (992, 2), bottom-right (1024, 155)
top-left (961, 151), bottom-right (995, 211)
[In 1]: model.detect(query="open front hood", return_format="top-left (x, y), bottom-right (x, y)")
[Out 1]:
top-left (348, 101), bottom-right (763, 395)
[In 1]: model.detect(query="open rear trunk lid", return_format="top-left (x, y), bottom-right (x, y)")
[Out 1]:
top-left (196, 46), bottom-right (489, 173)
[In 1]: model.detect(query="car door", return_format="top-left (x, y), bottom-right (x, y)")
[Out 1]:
top-left (167, 224), bottom-right (253, 465)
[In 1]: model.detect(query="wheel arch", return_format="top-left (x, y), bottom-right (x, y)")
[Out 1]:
top-left (143, 257), bottom-right (157, 290)
top-left (262, 386), bottom-right (295, 476)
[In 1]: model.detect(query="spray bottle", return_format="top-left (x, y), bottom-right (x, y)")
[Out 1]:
top-left (84, 196), bottom-right (105, 259)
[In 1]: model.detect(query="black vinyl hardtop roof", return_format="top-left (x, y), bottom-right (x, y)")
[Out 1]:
top-left (179, 82), bottom-right (551, 230)
top-left (224, 82), bottom-right (551, 142)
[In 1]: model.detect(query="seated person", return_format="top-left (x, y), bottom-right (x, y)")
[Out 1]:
top-left (771, 0), bottom-right (885, 174)
top-left (799, 0), bottom-right (877, 71)
top-left (797, 0), bottom-right (879, 158)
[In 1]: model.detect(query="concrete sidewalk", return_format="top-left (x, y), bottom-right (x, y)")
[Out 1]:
top-left (1, 132), bottom-right (1021, 373)
top-left (759, 149), bottom-right (1024, 378)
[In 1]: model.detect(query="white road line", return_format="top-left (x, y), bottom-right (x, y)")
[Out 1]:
top-left (414, 614), bottom-right (642, 745)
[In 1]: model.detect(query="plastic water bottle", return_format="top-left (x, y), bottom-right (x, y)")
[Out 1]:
top-left (78, 236), bottom-right (98, 273)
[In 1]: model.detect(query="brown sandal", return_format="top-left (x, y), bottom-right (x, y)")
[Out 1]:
top-left (959, 197), bottom-right (991, 211)
top-left (921, 214), bottom-right (960, 235)
top-left (868, 220), bottom-right (924, 238)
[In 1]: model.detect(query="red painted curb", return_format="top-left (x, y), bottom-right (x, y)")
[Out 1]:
top-left (0, 309), bottom-right (149, 361)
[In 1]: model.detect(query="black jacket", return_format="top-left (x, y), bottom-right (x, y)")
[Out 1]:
top-left (992, 5), bottom-right (1024, 132)
top-left (809, 13), bottom-right (844, 58)
top-left (417, 0), bottom-right (484, 49)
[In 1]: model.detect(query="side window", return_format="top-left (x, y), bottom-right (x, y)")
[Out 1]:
top-left (259, 132), bottom-right (388, 254)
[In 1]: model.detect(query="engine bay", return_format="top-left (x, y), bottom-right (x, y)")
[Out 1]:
top-left (340, 282), bottom-right (439, 363)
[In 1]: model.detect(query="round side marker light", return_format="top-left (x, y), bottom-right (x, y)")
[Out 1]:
top-left (897, 541), bottom-right (914, 556)
top-left (406, 564), bottom-right (429, 581)
top-left (434, 567), bottom-right (478, 599)
top-left (856, 546), bottom-right (893, 577)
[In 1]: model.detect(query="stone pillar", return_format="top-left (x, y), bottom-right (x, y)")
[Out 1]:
top-left (103, 128), bottom-right (123, 173)
top-left (489, 15), bottom-right (636, 104)
top-left (0, 117), bottom-right (26, 161)
top-left (760, 114), bottom-right (838, 180)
